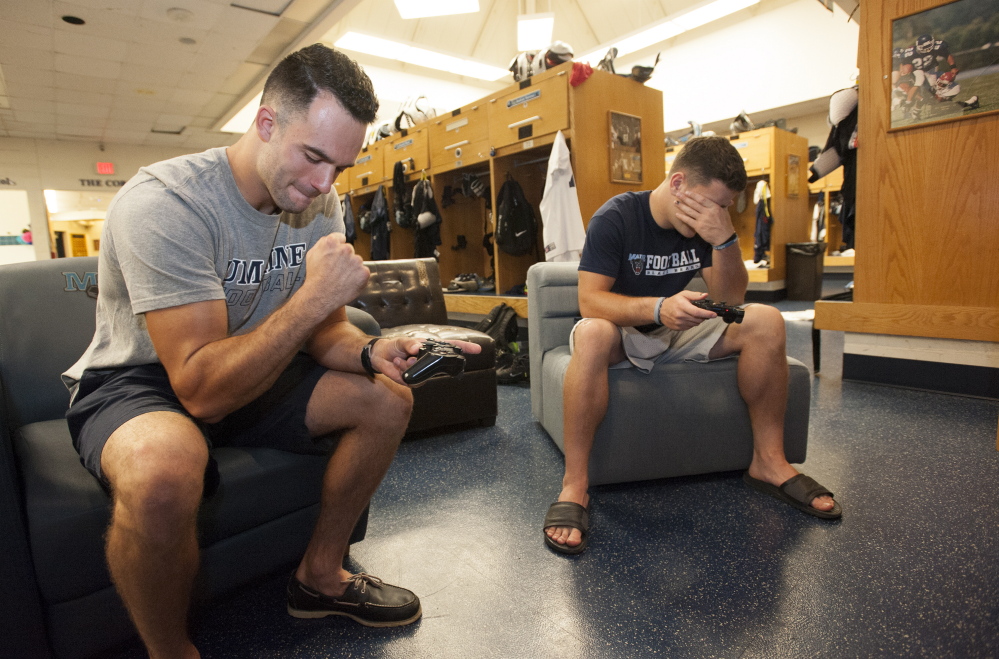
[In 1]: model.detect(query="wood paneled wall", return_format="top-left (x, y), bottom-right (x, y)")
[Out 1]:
top-left (814, 0), bottom-right (999, 342)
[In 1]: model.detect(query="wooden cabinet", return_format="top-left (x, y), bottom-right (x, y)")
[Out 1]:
top-left (348, 142), bottom-right (385, 190)
top-left (487, 67), bottom-right (569, 150)
top-left (667, 127), bottom-right (812, 294)
top-left (385, 127), bottom-right (430, 178)
top-left (343, 62), bottom-right (665, 309)
top-left (429, 102), bottom-right (492, 174)
top-left (807, 168), bottom-right (852, 267)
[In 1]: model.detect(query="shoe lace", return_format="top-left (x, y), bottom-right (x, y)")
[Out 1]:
top-left (342, 573), bottom-right (383, 594)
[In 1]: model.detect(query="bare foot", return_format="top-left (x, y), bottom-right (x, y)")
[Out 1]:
top-left (544, 486), bottom-right (589, 548)
top-left (748, 461), bottom-right (836, 512)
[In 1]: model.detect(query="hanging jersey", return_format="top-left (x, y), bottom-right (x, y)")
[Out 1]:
top-left (540, 131), bottom-right (586, 262)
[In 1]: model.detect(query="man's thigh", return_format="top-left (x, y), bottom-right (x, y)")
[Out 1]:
top-left (67, 363), bottom-right (197, 491)
top-left (68, 354), bottom-right (332, 495)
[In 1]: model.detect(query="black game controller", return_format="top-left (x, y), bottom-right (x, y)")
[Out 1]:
top-left (402, 339), bottom-right (466, 386)
top-left (691, 299), bottom-right (745, 324)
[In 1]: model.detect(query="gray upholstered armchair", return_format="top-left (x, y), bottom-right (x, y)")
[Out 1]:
top-left (0, 256), bottom-right (374, 659)
top-left (526, 261), bottom-right (811, 486)
top-left (350, 258), bottom-right (497, 433)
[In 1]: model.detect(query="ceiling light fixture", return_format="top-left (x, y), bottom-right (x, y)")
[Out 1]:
top-left (393, 0), bottom-right (479, 20)
top-left (578, 0), bottom-right (760, 62)
top-left (517, 12), bottom-right (554, 51)
top-left (334, 31), bottom-right (508, 81)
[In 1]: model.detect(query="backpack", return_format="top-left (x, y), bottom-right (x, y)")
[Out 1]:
top-left (494, 175), bottom-right (537, 257)
top-left (474, 303), bottom-right (519, 353)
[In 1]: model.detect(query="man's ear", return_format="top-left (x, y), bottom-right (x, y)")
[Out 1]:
top-left (255, 105), bottom-right (277, 143)
top-left (668, 171), bottom-right (685, 195)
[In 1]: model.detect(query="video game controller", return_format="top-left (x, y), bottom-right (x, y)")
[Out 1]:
top-left (691, 299), bottom-right (745, 324)
top-left (402, 339), bottom-right (466, 386)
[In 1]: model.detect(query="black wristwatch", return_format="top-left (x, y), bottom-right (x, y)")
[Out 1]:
top-left (360, 338), bottom-right (381, 377)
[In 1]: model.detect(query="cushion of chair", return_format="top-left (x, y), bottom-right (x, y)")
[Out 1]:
top-left (14, 420), bottom-right (329, 605)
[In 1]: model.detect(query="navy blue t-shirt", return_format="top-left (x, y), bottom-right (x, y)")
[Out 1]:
top-left (579, 191), bottom-right (712, 298)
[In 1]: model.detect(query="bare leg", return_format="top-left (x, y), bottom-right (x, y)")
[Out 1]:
top-left (710, 305), bottom-right (835, 511)
top-left (102, 411), bottom-right (209, 659)
top-left (546, 319), bottom-right (626, 549)
top-left (294, 371), bottom-right (413, 595)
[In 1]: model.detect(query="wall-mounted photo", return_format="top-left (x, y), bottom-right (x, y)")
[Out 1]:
top-left (890, 0), bottom-right (999, 130)
top-left (609, 111), bottom-right (643, 183)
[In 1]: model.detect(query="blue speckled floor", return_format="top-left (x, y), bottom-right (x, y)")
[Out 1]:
top-left (109, 278), bottom-right (999, 658)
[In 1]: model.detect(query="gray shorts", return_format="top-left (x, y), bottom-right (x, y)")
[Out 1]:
top-left (570, 316), bottom-right (732, 373)
top-left (66, 353), bottom-right (332, 496)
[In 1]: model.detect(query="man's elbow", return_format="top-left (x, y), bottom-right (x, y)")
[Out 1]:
top-left (171, 380), bottom-right (226, 424)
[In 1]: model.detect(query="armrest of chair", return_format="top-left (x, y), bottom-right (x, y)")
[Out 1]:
top-left (345, 306), bottom-right (381, 337)
top-left (527, 262), bottom-right (582, 422)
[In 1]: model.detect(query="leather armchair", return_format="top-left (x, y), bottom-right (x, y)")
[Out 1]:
top-left (351, 258), bottom-right (498, 433)
top-left (527, 262), bottom-right (811, 486)
top-left (0, 256), bottom-right (375, 659)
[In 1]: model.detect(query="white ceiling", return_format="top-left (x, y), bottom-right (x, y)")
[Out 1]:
top-left (0, 0), bottom-right (860, 152)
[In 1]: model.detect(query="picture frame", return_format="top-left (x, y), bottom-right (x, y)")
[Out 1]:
top-left (609, 111), bottom-right (643, 184)
top-left (889, 0), bottom-right (999, 131)
top-left (786, 154), bottom-right (800, 198)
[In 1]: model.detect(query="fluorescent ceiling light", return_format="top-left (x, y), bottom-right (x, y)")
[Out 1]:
top-left (394, 0), bottom-right (479, 20)
top-left (335, 31), bottom-right (508, 81)
top-left (221, 92), bottom-right (262, 134)
top-left (517, 12), bottom-right (554, 51)
top-left (673, 0), bottom-right (760, 30)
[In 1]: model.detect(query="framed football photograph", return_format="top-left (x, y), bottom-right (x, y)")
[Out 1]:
top-left (890, 0), bottom-right (999, 130)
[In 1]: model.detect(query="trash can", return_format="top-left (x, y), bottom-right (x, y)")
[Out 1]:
top-left (785, 242), bottom-right (826, 301)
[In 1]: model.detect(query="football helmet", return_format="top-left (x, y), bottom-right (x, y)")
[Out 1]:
top-left (543, 40), bottom-right (573, 68)
top-left (916, 34), bottom-right (934, 54)
top-left (934, 71), bottom-right (960, 99)
top-left (509, 51), bottom-right (537, 82)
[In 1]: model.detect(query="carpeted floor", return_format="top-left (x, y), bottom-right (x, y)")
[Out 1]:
top-left (107, 278), bottom-right (999, 658)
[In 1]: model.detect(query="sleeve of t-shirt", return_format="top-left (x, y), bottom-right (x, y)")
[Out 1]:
top-left (108, 178), bottom-right (225, 315)
top-left (578, 207), bottom-right (625, 280)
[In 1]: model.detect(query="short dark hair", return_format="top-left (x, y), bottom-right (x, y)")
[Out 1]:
top-left (261, 44), bottom-right (379, 125)
top-left (670, 136), bottom-right (747, 192)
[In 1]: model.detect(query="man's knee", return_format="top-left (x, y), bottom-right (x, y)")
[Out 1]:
top-left (104, 416), bottom-right (208, 534)
top-left (743, 305), bottom-right (786, 346)
top-left (372, 377), bottom-right (413, 435)
top-left (572, 318), bottom-right (622, 358)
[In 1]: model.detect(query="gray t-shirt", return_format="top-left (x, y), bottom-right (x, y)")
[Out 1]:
top-left (63, 147), bottom-right (344, 393)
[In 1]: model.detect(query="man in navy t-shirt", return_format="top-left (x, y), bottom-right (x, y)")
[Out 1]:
top-left (543, 137), bottom-right (841, 555)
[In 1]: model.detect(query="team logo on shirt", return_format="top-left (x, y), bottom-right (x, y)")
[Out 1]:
top-left (629, 254), bottom-right (645, 275)
top-left (629, 249), bottom-right (702, 276)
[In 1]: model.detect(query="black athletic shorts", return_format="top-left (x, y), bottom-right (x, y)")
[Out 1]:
top-left (66, 353), bottom-right (331, 496)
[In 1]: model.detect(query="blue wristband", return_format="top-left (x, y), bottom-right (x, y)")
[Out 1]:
top-left (713, 232), bottom-right (739, 250)
top-left (654, 296), bottom-right (666, 326)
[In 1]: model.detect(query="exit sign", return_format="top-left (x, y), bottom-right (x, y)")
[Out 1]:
top-left (96, 162), bottom-right (115, 175)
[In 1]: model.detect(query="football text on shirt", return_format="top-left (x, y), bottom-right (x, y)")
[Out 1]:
top-left (628, 249), bottom-right (701, 276)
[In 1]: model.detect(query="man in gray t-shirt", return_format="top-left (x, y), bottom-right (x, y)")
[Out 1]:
top-left (64, 45), bottom-right (476, 656)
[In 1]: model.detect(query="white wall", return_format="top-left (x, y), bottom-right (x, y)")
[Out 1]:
top-left (637, 0), bottom-right (859, 133)
top-left (0, 138), bottom-right (229, 260)
top-left (0, 189), bottom-right (36, 265)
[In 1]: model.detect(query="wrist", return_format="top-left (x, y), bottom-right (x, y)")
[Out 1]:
top-left (360, 338), bottom-right (381, 377)
top-left (654, 296), bottom-right (666, 326)
top-left (712, 232), bottom-right (739, 250)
